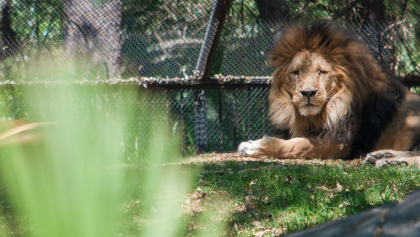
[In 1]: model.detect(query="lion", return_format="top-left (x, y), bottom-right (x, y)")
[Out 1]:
top-left (237, 21), bottom-right (420, 167)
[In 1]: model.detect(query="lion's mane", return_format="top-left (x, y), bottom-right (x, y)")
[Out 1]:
top-left (268, 21), bottom-right (406, 158)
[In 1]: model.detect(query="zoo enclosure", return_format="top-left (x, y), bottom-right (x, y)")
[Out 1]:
top-left (1, 0), bottom-right (420, 154)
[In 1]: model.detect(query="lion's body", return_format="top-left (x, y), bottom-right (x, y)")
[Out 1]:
top-left (238, 21), bottom-right (420, 166)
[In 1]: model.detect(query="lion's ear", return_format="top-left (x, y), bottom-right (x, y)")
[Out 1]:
top-left (268, 48), bottom-right (289, 68)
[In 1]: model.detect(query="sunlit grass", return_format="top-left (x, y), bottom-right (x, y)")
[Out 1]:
top-left (170, 155), bottom-right (420, 236)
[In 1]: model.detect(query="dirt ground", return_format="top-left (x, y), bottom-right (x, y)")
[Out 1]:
top-left (178, 153), bottom-right (364, 166)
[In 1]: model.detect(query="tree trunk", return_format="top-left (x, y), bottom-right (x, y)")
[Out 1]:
top-left (63, 0), bottom-right (123, 78)
top-left (1, 0), bottom-right (21, 61)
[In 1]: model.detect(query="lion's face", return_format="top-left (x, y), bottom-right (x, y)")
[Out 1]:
top-left (285, 51), bottom-right (337, 116)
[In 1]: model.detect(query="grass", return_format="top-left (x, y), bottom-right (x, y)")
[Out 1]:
top-left (120, 154), bottom-right (420, 237)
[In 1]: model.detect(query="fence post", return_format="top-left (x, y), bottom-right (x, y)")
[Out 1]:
top-left (247, 87), bottom-right (251, 140)
top-left (193, 0), bottom-right (231, 153)
top-left (233, 87), bottom-right (237, 149)
top-left (180, 89), bottom-right (185, 155)
top-left (194, 88), bottom-right (208, 153)
top-left (195, 0), bottom-right (232, 81)
top-left (218, 87), bottom-right (223, 152)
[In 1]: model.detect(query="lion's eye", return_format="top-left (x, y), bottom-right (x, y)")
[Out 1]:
top-left (319, 70), bottom-right (328, 75)
top-left (291, 70), bottom-right (299, 76)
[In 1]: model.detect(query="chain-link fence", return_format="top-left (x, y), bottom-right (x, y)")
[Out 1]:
top-left (1, 0), bottom-right (420, 154)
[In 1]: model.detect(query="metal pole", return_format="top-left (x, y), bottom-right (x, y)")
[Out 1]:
top-left (233, 87), bottom-right (237, 149)
top-left (180, 89), bottom-right (185, 154)
top-left (193, 0), bottom-right (231, 153)
top-left (247, 87), bottom-right (251, 140)
top-left (194, 88), bottom-right (208, 153)
top-left (262, 87), bottom-right (267, 135)
top-left (195, 0), bottom-right (232, 81)
top-left (219, 87), bottom-right (223, 152)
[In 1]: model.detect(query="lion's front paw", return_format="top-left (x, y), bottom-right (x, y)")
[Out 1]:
top-left (238, 140), bottom-right (262, 157)
top-left (363, 150), bottom-right (408, 167)
top-left (238, 136), bottom-right (272, 157)
top-left (363, 151), bottom-right (392, 165)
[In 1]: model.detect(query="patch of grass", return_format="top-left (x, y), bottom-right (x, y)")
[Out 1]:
top-left (120, 154), bottom-right (420, 237)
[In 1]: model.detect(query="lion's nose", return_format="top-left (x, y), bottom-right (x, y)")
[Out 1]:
top-left (300, 90), bottom-right (317, 98)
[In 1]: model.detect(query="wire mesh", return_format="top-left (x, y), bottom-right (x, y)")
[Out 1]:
top-left (120, 0), bottom-right (216, 79)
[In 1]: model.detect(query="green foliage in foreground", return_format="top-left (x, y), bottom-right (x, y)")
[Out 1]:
top-left (0, 62), bottom-right (200, 236)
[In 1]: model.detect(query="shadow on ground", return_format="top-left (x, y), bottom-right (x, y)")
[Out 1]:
top-left (179, 153), bottom-right (420, 236)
